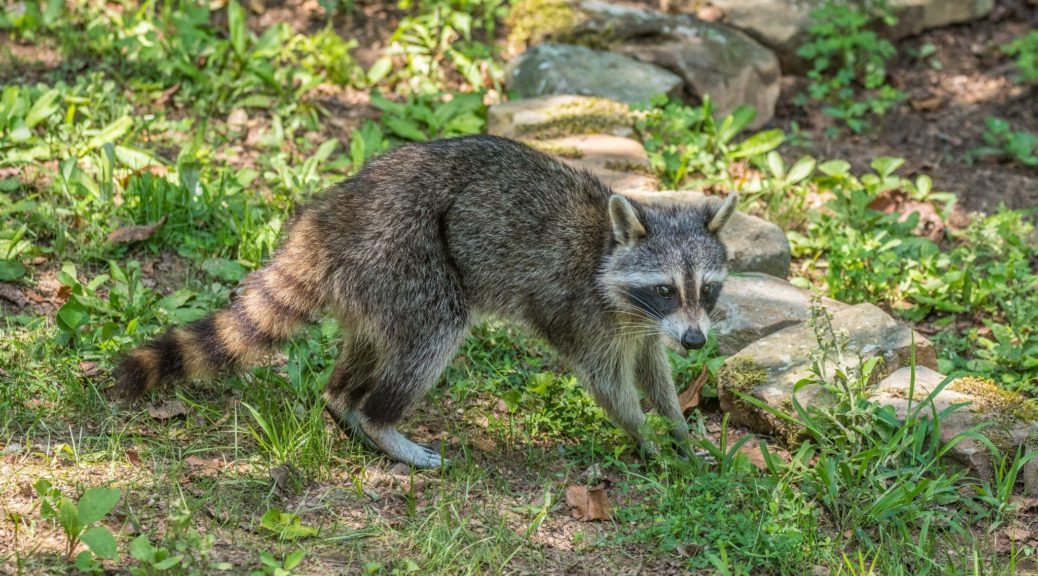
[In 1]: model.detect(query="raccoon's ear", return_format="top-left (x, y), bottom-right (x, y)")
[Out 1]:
top-left (707, 193), bottom-right (738, 234)
top-left (608, 194), bottom-right (646, 247)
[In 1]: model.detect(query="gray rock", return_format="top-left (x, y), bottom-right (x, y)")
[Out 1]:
top-left (708, 0), bottom-right (994, 72)
top-left (570, 1), bottom-right (781, 127)
top-left (505, 43), bottom-right (684, 105)
top-left (624, 190), bottom-right (791, 277)
top-left (714, 273), bottom-right (847, 355)
top-left (487, 95), bottom-right (638, 140)
top-left (717, 303), bottom-right (938, 436)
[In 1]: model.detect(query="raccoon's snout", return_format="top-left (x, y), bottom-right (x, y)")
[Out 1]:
top-left (680, 328), bottom-right (706, 350)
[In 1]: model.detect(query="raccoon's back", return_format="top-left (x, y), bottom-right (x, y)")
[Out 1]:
top-left (308, 136), bottom-right (614, 313)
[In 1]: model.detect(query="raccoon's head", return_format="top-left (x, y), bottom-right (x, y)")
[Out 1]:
top-left (600, 192), bottom-right (738, 353)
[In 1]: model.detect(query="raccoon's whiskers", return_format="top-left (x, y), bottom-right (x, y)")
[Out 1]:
top-left (612, 290), bottom-right (664, 321)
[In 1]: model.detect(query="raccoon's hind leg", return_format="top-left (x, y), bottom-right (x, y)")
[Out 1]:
top-left (326, 323), bottom-right (467, 469)
top-left (324, 334), bottom-right (380, 448)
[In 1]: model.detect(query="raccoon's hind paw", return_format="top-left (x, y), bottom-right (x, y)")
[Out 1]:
top-left (361, 422), bottom-right (451, 469)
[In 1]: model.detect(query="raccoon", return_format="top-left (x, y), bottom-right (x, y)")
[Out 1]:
top-left (114, 135), bottom-right (736, 468)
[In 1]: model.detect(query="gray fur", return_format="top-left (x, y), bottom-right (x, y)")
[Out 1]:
top-left (264, 136), bottom-right (734, 467)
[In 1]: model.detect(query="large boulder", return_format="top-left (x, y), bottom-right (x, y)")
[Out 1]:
top-left (507, 0), bottom-right (781, 127)
top-left (717, 303), bottom-right (937, 438)
top-left (714, 273), bottom-right (847, 355)
top-left (621, 191), bottom-right (791, 277)
top-left (707, 0), bottom-right (994, 71)
top-left (505, 43), bottom-right (684, 105)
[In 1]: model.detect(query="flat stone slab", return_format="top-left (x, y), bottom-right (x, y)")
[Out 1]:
top-left (717, 303), bottom-right (938, 436)
top-left (625, 190), bottom-right (791, 277)
top-left (538, 134), bottom-right (660, 195)
top-left (506, 43), bottom-right (684, 105)
top-left (487, 95), bottom-right (638, 140)
top-left (714, 273), bottom-right (847, 355)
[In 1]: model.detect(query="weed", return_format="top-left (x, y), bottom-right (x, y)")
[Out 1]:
top-left (796, 0), bottom-right (904, 134)
top-left (1003, 30), bottom-right (1038, 85)
top-left (635, 95), bottom-right (784, 190)
top-left (380, 0), bottom-right (506, 93)
top-left (259, 509), bottom-right (318, 542)
top-left (34, 479), bottom-right (120, 571)
top-left (128, 496), bottom-right (233, 574)
top-left (372, 91), bottom-right (487, 142)
top-left (975, 116), bottom-right (1038, 167)
top-left (251, 549), bottom-right (306, 576)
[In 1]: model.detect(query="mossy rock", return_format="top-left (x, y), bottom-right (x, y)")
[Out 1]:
top-left (487, 95), bottom-right (638, 140)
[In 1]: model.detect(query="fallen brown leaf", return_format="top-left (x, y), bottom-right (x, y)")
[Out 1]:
top-left (79, 361), bottom-right (101, 377)
top-left (183, 456), bottom-right (223, 478)
top-left (270, 463), bottom-right (294, 494)
top-left (1009, 495), bottom-right (1038, 512)
top-left (108, 215), bottom-right (167, 245)
top-left (148, 399), bottom-right (189, 420)
top-left (909, 95), bottom-right (945, 111)
top-left (565, 484), bottom-right (613, 521)
top-left (154, 83), bottom-right (181, 108)
top-left (55, 285), bottom-right (72, 305)
top-left (126, 449), bottom-right (141, 467)
top-left (678, 367), bottom-right (709, 414)
top-left (1006, 526), bottom-right (1032, 542)
top-left (0, 284), bottom-right (30, 308)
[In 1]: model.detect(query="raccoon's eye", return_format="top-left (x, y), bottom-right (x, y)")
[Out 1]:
top-left (702, 283), bottom-right (720, 298)
top-left (655, 285), bottom-right (674, 298)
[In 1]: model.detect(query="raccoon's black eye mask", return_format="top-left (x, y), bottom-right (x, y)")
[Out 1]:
top-left (625, 284), bottom-right (680, 317)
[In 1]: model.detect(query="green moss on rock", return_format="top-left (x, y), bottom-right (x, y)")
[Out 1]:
top-left (506, 0), bottom-right (579, 51)
top-left (949, 376), bottom-right (1038, 423)
top-left (519, 139), bottom-right (584, 158)
top-left (514, 97), bottom-right (637, 140)
top-left (719, 357), bottom-right (769, 394)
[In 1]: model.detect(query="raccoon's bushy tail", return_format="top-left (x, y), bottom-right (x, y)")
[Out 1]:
top-left (113, 221), bottom-right (328, 398)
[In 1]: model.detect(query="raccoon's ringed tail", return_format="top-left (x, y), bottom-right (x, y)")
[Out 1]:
top-left (112, 264), bottom-right (321, 399)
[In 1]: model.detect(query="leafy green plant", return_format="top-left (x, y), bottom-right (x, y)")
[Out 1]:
top-left (796, 0), bottom-right (904, 134)
top-left (635, 95), bottom-right (784, 190)
top-left (1002, 30), bottom-right (1038, 85)
top-left (34, 479), bottom-right (120, 571)
top-left (372, 91), bottom-right (487, 142)
top-left (251, 549), bottom-right (306, 576)
top-left (379, 0), bottom-right (506, 93)
top-left (128, 496), bottom-right (233, 575)
top-left (975, 116), bottom-right (1038, 167)
top-left (259, 509), bottom-right (318, 541)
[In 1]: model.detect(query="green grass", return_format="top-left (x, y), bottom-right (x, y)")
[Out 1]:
top-left (2, 1), bottom-right (1037, 574)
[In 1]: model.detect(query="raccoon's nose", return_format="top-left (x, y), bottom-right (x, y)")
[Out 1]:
top-left (680, 329), bottom-right (706, 350)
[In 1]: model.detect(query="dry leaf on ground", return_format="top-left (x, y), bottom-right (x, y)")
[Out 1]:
top-left (565, 484), bottom-right (613, 521)
top-left (183, 456), bottom-right (224, 479)
top-left (678, 367), bottom-right (709, 414)
top-left (126, 449), bottom-right (141, 467)
top-left (0, 283), bottom-right (30, 308)
top-left (79, 361), bottom-right (101, 377)
top-left (108, 215), bottom-right (168, 244)
top-left (148, 399), bottom-right (189, 420)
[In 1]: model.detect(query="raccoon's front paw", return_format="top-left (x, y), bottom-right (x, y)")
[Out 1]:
top-left (637, 440), bottom-right (660, 460)
top-left (670, 427), bottom-right (693, 459)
